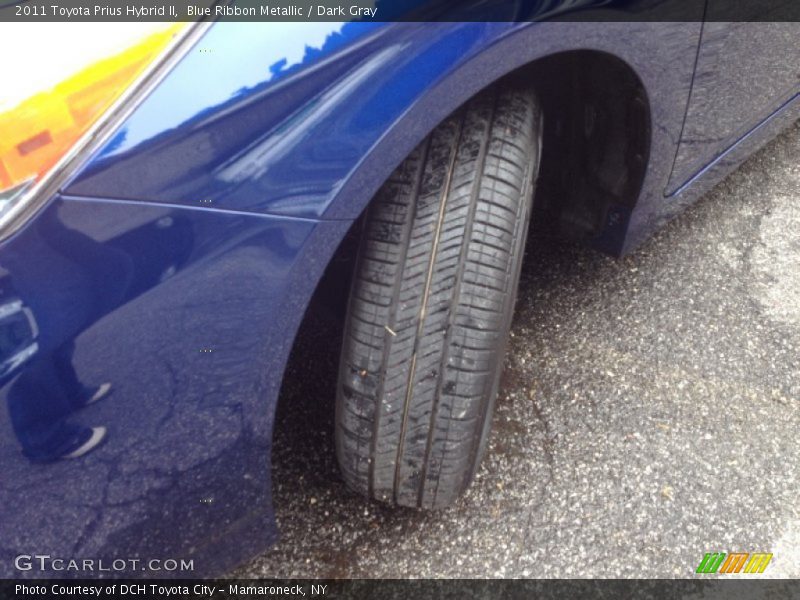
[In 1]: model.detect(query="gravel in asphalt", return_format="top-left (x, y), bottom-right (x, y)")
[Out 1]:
top-left (237, 119), bottom-right (800, 578)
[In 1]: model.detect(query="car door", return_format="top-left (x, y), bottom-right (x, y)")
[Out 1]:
top-left (666, 17), bottom-right (800, 194)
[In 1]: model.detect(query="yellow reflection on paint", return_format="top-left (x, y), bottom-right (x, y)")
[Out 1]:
top-left (0, 24), bottom-right (183, 192)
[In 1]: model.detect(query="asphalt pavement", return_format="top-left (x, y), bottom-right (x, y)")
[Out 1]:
top-left (237, 119), bottom-right (799, 578)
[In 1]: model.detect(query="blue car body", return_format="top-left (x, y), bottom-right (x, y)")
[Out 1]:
top-left (1, 12), bottom-right (799, 576)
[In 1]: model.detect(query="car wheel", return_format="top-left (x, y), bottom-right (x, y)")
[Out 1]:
top-left (336, 83), bottom-right (542, 508)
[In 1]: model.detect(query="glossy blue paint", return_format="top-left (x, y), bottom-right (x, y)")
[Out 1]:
top-left (0, 196), bottom-right (349, 576)
top-left (2, 12), bottom-right (800, 577)
top-left (65, 20), bottom-right (702, 230)
top-left (667, 21), bottom-right (800, 194)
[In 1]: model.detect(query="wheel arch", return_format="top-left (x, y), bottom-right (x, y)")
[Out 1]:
top-left (324, 41), bottom-right (654, 257)
top-left (275, 47), bottom-right (653, 439)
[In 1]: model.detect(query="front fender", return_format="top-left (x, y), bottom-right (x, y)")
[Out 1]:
top-left (65, 21), bottom-right (699, 235)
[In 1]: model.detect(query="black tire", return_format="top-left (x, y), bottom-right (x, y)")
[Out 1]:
top-left (336, 84), bottom-right (542, 508)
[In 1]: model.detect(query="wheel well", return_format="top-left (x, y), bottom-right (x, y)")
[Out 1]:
top-left (519, 50), bottom-right (651, 254)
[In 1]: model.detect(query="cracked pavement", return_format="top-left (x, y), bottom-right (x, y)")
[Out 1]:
top-left (237, 119), bottom-right (800, 578)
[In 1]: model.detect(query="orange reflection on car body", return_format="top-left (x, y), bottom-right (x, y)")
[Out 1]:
top-left (0, 24), bottom-right (182, 192)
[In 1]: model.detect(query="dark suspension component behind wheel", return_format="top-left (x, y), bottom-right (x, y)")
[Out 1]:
top-left (336, 83), bottom-right (543, 508)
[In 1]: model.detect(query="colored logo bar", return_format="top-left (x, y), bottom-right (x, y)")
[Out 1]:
top-left (696, 552), bottom-right (773, 574)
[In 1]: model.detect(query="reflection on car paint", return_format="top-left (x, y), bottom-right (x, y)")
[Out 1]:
top-left (0, 196), bottom-right (350, 576)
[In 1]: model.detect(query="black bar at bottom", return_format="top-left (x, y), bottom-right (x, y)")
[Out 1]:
top-left (1, 579), bottom-right (798, 600)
